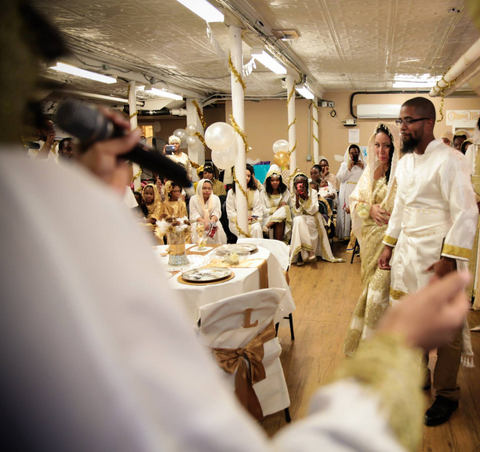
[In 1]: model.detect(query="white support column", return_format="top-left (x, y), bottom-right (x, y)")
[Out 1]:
top-left (230, 25), bottom-right (248, 237)
top-left (128, 81), bottom-right (141, 190)
top-left (312, 96), bottom-right (320, 165)
top-left (186, 99), bottom-right (205, 178)
top-left (286, 74), bottom-right (297, 172)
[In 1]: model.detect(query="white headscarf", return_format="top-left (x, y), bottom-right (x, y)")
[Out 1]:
top-left (196, 179), bottom-right (214, 221)
top-left (343, 144), bottom-right (364, 165)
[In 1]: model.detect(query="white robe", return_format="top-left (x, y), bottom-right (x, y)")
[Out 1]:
top-left (189, 194), bottom-right (227, 245)
top-left (290, 189), bottom-right (343, 264)
top-left (259, 190), bottom-right (293, 241)
top-left (384, 139), bottom-right (478, 299)
top-left (0, 150), bottom-right (416, 452)
top-left (226, 189), bottom-right (263, 238)
top-left (336, 163), bottom-right (364, 239)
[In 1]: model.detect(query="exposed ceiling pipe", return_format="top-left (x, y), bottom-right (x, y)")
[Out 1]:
top-left (430, 38), bottom-right (480, 97)
top-left (56, 89), bottom-right (145, 106)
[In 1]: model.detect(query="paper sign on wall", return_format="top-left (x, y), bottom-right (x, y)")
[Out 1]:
top-left (349, 129), bottom-right (359, 144)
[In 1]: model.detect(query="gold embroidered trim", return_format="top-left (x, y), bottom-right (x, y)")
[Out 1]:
top-left (390, 287), bottom-right (408, 300)
top-left (383, 235), bottom-right (397, 246)
top-left (442, 244), bottom-right (471, 260)
top-left (329, 334), bottom-right (423, 451)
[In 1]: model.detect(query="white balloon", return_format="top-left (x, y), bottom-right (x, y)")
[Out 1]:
top-left (212, 147), bottom-right (236, 169)
top-left (186, 135), bottom-right (197, 147)
top-left (273, 139), bottom-right (289, 154)
top-left (186, 124), bottom-right (197, 136)
top-left (205, 122), bottom-right (235, 152)
top-left (173, 128), bottom-right (187, 142)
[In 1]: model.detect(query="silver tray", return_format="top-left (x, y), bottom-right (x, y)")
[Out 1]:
top-left (238, 243), bottom-right (258, 253)
top-left (181, 267), bottom-right (232, 282)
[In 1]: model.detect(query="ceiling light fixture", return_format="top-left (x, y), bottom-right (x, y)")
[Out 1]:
top-left (175, 0), bottom-right (224, 23)
top-left (49, 62), bottom-right (117, 84)
top-left (295, 84), bottom-right (314, 100)
top-left (251, 50), bottom-right (286, 75)
top-left (393, 74), bottom-right (441, 88)
top-left (137, 85), bottom-right (183, 101)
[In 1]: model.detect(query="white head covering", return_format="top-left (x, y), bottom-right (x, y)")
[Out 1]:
top-left (169, 135), bottom-right (181, 145)
top-left (343, 144), bottom-right (364, 165)
top-left (349, 122), bottom-right (401, 246)
top-left (196, 179), bottom-right (214, 221)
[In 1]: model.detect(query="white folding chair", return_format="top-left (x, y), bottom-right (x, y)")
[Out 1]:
top-left (237, 238), bottom-right (295, 340)
top-left (198, 288), bottom-right (291, 421)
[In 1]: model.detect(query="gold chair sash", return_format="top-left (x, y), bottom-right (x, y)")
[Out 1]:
top-left (212, 321), bottom-right (276, 419)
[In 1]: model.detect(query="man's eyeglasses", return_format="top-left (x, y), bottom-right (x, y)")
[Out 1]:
top-left (395, 117), bottom-right (430, 126)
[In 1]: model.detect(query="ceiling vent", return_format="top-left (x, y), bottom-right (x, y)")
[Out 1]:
top-left (272, 29), bottom-right (301, 40)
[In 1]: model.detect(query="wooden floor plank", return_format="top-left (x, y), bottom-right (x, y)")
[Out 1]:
top-left (261, 242), bottom-right (480, 451)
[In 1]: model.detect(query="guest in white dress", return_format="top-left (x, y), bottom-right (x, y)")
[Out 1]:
top-left (226, 164), bottom-right (263, 238)
top-left (260, 165), bottom-right (293, 242)
top-left (189, 179), bottom-right (227, 245)
top-left (336, 144), bottom-right (364, 240)
top-left (290, 173), bottom-right (344, 266)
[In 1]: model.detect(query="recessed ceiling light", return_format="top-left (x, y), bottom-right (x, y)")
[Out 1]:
top-left (175, 0), bottom-right (224, 23)
top-left (50, 62), bottom-right (117, 84)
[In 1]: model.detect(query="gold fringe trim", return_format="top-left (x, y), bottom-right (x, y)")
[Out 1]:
top-left (228, 52), bottom-right (246, 92)
top-left (189, 160), bottom-right (200, 169)
top-left (192, 99), bottom-right (206, 130)
top-left (229, 114), bottom-right (250, 153)
top-left (131, 169), bottom-right (142, 183)
top-left (287, 140), bottom-right (298, 156)
top-left (287, 117), bottom-right (297, 132)
top-left (195, 131), bottom-right (208, 151)
top-left (232, 167), bottom-right (248, 199)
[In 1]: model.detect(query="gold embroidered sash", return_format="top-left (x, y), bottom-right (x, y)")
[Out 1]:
top-left (212, 321), bottom-right (276, 419)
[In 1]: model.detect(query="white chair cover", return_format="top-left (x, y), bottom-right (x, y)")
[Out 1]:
top-left (198, 288), bottom-right (291, 417)
top-left (237, 238), bottom-right (290, 272)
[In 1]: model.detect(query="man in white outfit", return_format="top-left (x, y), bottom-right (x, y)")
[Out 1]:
top-left (378, 97), bottom-right (478, 426)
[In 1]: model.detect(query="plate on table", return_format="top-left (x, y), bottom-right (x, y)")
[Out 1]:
top-left (215, 244), bottom-right (257, 256)
top-left (181, 267), bottom-right (232, 283)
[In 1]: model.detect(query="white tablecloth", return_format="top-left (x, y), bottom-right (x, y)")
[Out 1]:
top-left (154, 245), bottom-right (296, 324)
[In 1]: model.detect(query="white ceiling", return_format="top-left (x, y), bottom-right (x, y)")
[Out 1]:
top-left (35, 0), bottom-right (480, 104)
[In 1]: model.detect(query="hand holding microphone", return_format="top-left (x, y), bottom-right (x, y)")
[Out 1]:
top-left (55, 99), bottom-right (191, 193)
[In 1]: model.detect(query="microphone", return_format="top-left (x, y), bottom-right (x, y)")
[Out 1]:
top-left (55, 99), bottom-right (191, 187)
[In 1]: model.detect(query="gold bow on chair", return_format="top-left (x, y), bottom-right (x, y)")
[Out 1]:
top-left (213, 321), bottom-right (276, 420)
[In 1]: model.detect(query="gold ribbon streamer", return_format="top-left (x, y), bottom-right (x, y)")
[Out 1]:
top-left (313, 134), bottom-right (319, 144)
top-left (131, 169), bottom-right (142, 183)
top-left (195, 131), bottom-right (208, 150)
top-left (192, 99), bottom-right (207, 130)
top-left (433, 69), bottom-right (456, 122)
top-left (287, 117), bottom-right (297, 133)
top-left (230, 114), bottom-right (250, 153)
top-left (189, 159), bottom-right (200, 169)
top-left (213, 321), bottom-right (276, 420)
top-left (235, 218), bottom-right (251, 238)
top-left (232, 168), bottom-right (248, 199)
top-left (312, 116), bottom-right (319, 126)
top-left (228, 52), bottom-right (247, 93)
top-left (287, 140), bottom-right (298, 156)
top-left (311, 99), bottom-right (319, 113)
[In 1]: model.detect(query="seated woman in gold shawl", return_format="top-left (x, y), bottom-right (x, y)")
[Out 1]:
top-left (140, 184), bottom-right (164, 245)
top-left (344, 123), bottom-right (401, 356)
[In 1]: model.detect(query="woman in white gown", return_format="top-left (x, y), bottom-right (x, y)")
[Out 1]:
top-left (189, 179), bottom-right (227, 245)
top-left (290, 172), bottom-right (344, 266)
top-left (226, 164), bottom-right (263, 238)
top-left (336, 144), bottom-right (364, 240)
top-left (260, 165), bottom-right (293, 242)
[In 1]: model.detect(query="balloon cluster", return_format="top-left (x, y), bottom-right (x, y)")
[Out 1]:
top-left (272, 139), bottom-right (289, 167)
top-left (174, 125), bottom-right (203, 151)
top-left (205, 122), bottom-right (236, 169)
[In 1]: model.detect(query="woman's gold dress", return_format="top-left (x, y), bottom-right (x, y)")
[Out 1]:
top-left (344, 177), bottom-right (395, 356)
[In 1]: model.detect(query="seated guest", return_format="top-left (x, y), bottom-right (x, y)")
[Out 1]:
top-left (133, 191), bottom-right (148, 218)
top-left (163, 181), bottom-right (188, 218)
top-left (203, 163), bottom-right (226, 202)
top-left (290, 173), bottom-right (343, 266)
top-left (440, 131), bottom-right (453, 147)
top-left (226, 164), bottom-right (263, 238)
top-left (461, 139), bottom-right (473, 155)
top-left (319, 158), bottom-right (340, 191)
top-left (141, 184), bottom-right (164, 244)
top-left (58, 138), bottom-right (74, 161)
top-left (189, 179), bottom-right (227, 245)
top-left (453, 129), bottom-right (470, 152)
top-left (311, 163), bottom-right (337, 208)
top-left (318, 180), bottom-right (334, 217)
top-left (260, 165), bottom-right (292, 242)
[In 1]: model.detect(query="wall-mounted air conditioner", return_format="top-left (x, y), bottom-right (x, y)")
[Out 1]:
top-left (356, 104), bottom-right (401, 119)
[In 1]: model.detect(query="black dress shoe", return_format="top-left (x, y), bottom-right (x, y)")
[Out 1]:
top-left (425, 396), bottom-right (459, 426)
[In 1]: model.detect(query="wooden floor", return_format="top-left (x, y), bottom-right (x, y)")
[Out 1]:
top-left (261, 242), bottom-right (480, 452)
